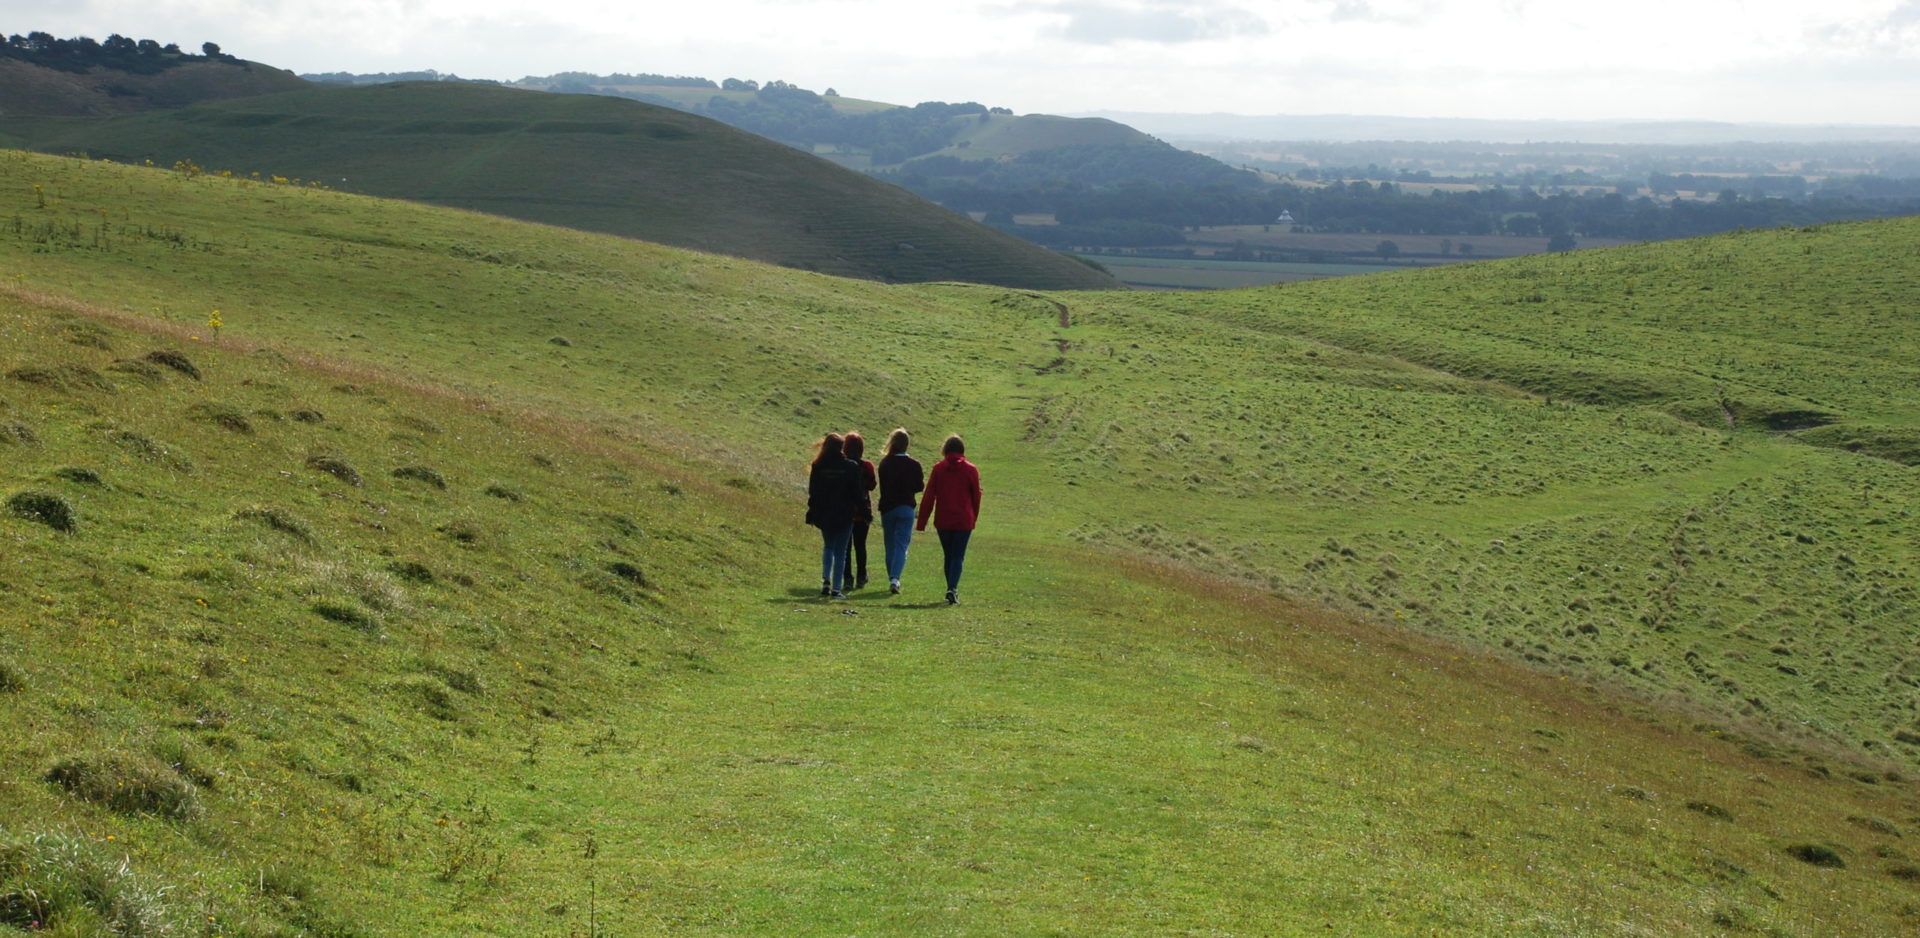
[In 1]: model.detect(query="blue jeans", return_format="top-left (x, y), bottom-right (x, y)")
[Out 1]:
top-left (881, 506), bottom-right (916, 581)
top-left (819, 521), bottom-right (853, 592)
top-left (937, 528), bottom-right (972, 592)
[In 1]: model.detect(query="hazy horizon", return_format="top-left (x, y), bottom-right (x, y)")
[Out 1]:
top-left (16, 1), bottom-right (1920, 127)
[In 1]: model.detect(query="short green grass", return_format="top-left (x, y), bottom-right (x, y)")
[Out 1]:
top-left (3, 149), bottom-right (1920, 934)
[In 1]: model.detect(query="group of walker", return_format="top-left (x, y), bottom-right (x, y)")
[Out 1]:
top-left (806, 428), bottom-right (980, 604)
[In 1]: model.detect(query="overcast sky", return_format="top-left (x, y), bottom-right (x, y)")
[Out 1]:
top-left (16, 0), bottom-right (1920, 125)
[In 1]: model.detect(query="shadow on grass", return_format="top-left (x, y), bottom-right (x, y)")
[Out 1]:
top-left (767, 586), bottom-right (951, 610)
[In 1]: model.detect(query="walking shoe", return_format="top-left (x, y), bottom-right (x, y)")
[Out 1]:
top-left (820, 579), bottom-right (830, 597)
top-left (889, 579), bottom-right (901, 594)
top-left (856, 577), bottom-right (868, 590)
top-left (945, 589), bottom-right (958, 605)
top-left (831, 589), bottom-right (847, 600)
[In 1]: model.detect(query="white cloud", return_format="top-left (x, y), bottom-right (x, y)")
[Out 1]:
top-left (9, 0), bottom-right (1920, 123)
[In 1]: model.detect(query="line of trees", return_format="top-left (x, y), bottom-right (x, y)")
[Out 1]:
top-left (2, 32), bottom-right (231, 73)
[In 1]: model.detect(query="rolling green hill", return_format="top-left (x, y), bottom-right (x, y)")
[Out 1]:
top-left (6, 82), bottom-right (1116, 290)
top-left (4, 149), bottom-right (1920, 935)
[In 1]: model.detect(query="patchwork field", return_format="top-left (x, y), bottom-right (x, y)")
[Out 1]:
top-left (3, 149), bottom-right (1919, 935)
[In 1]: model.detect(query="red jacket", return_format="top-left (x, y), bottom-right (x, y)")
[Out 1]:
top-left (916, 454), bottom-right (981, 531)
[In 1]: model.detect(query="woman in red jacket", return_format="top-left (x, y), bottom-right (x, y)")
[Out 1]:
top-left (915, 434), bottom-right (981, 605)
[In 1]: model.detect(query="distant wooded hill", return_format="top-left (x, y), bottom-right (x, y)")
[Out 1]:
top-left (5, 80), bottom-right (1117, 289)
top-left (0, 31), bottom-right (305, 115)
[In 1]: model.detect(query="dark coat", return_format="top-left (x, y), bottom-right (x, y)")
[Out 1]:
top-left (876, 452), bottom-right (924, 513)
top-left (806, 456), bottom-right (865, 529)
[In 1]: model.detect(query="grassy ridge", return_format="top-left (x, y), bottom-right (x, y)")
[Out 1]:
top-left (9, 82), bottom-right (1115, 290)
top-left (4, 149), bottom-right (1920, 933)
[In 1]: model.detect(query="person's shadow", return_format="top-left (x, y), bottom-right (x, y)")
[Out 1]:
top-left (767, 587), bottom-right (949, 609)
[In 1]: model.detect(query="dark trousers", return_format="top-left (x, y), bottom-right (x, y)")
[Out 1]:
top-left (937, 528), bottom-right (972, 591)
top-left (842, 517), bottom-right (871, 585)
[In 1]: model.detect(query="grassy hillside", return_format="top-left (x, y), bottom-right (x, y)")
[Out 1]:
top-left (6, 82), bottom-right (1115, 291)
top-left (4, 149), bottom-right (1920, 934)
top-left (0, 57), bottom-right (308, 117)
top-left (913, 113), bottom-right (1155, 163)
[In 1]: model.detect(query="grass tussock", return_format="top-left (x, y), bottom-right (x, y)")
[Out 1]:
top-left (0, 831), bottom-right (177, 936)
top-left (304, 454), bottom-right (361, 486)
top-left (0, 659), bottom-right (24, 693)
top-left (185, 402), bottom-right (253, 434)
top-left (44, 752), bottom-right (203, 821)
top-left (105, 429), bottom-right (192, 472)
top-left (391, 465), bottom-right (446, 489)
top-left (50, 466), bottom-right (102, 485)
top-left (234, 505), bottom-right (315, 543)
top-left (6, 363), bottom-right (113, 393)
top-left (0, 421), bottom-right (37, 445)
top-left (6, 490), bottom-right (75, 532)
top-left (142, 349), bottom-right (200, 380)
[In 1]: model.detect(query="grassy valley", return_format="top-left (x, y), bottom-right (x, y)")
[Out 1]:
top-left (3, 149), bottom-right (1920, 935)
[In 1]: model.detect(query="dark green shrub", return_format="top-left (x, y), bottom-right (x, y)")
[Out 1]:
top-left (392, 465), bottom-right (447, 489)
top-left (291, 409), bottom-right (326, 423)
top-left (0, 658), bottom-right (25, 693)
top-left (608, 561), bottom-right (646, 586)
top-left (142, 349), bottom-right (201, 380)
top-left (44, 751), bottom-right (203, 820)
top-left (7, 490), bottom-right (75, 532)
top-left (483, 483), bottom-right (523, 502)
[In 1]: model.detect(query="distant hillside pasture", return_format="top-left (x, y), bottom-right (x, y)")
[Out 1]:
top-left (8, 82), bottom-right (1116, 290)
top-left (5, 149), bottom-right (1920, 936)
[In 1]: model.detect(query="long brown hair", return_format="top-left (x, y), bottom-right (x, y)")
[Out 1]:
top-left (885, 428), bottom-right (910, 455)
top-left (942, 434), bottom-right (965, 456)
top-left (844, 431), bottom-right (866, 461)
top-left (811, 432), bottom-right (845, 467)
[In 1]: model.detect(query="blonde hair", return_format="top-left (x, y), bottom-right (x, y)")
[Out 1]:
top-left (885, 428), bottom-right (910, 455)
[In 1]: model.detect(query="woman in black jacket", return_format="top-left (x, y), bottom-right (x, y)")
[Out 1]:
top-left (806, 432), bottom-right (864, 599)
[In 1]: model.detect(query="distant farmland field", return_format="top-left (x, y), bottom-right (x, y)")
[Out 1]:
top-left (1077, 253), bottom-right (1404, 289)
top-left (1188, 226), bottom-right (1639, 258)
top-left (1072, 226), bottom-right (1643, 288)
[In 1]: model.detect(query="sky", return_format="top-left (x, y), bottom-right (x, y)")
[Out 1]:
top-left (14, 0), bottom-right (1920, 125)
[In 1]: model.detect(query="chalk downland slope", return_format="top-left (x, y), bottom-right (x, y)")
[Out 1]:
top-left (2, 150), bottom-right (1919, 935)
top-left (11, 81), bottom-right (1117, 290)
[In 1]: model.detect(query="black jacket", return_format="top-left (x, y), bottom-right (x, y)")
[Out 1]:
top-left (877, 452), bottom-right (924, 512)
top-left (806, 457), bottom-right (864, 529)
